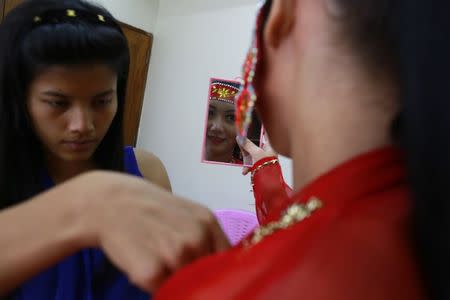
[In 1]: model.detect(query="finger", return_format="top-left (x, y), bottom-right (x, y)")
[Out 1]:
top-left (236, 138), bottom-right (252, 172)
top-left (261, 135), bottom-right (272, 151)
top-left (236, 137), bottom-right (250, 156)
top-left (238, 147), bottom-right (250, 160)
top-left (149, 200), bottom-right (229, 255)
top-left (129, 253), bottom-right (169, 293)
top-left (163, 209), bottom-right (230, 257)
top-left (208, 219), bottom-right (231, 252)
top-left (137, 185), bottom-right (231, 252)
top-left (143, 219), bottom-right (193, 272)
top-left (144, 265), bottom-right (171, 293)
top-left (189, 207), bottom-right (231, 252)
top-left (102, 233), bottom-right (165, 293)
top-left (242, 155), bottom-right (253, 168)
top-left (263, 132), bottom-right (270, 144)
top-left (127, 223), bottom-right (197, 292)
top-left (242, 167), bottom-right (250, 175)
top-left (236, 136), bottom-right (260, 155)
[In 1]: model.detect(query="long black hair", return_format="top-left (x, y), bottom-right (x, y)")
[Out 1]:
top-left (392, 1), bottom-right (450, 298)
top-left (0, 0), bottom-right (130, 208)
top-left (328, 0), bottom-right (450, 298)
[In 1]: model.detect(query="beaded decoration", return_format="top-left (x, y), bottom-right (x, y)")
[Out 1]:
top-left (244, 197), bottom-right (323, 247)
top-left (235, 0), bottom-right (271, 144)
top-left (250, 158), bottom-right (278, 187)
top-left (210, 80), bottom-right (241, 105)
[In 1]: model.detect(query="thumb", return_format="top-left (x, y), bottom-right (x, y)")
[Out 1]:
top-left (242, 166), bottom-right (251, 176)
top-left (236, 137), bottom-right (260, 155)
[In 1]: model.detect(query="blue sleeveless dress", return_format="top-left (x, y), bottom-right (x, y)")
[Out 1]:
top-left (13, 147), bottom-right (150, 300)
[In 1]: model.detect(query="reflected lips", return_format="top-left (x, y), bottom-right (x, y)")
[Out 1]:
top-left (208, 136), bottom-right (226, 145)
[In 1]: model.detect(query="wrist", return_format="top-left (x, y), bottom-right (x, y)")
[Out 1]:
top-left (61, 173), bottom-right (101, 249)
top-left (250, 156), bottom-right (278, 173)
top-left (250, 157), bottom-right (279, 186)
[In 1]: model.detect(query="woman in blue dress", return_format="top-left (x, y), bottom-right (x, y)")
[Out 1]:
top-left (0, 0), bottom-right (229, 298)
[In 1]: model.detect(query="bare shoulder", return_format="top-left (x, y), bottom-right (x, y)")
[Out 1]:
top-left (134, 148), bottom-right (172, 192)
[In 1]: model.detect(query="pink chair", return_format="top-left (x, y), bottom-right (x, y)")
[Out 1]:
top-left (214, 209), bottom-right (259, 245)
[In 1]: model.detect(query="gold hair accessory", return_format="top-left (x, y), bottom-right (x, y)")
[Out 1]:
top-left (66, 9), bottom-right (76, 17)
top-left (244, 197), bottom-right (323, 247)
top-left (31, 8), bottom-right (116, 29)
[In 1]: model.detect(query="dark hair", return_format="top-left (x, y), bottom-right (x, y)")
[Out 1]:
top-left (333, 1), bottom-right (396, 77)
top-left (0, 0), bottom-right (130, 208)
top-left (335, 0), bottom-right (450, 298)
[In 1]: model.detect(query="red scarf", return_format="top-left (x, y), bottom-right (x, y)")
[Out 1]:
top-left (156, 147), bottom-right (425, 299)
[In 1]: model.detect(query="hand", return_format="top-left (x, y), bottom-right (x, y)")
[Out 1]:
top-left (73, 171), bottom-right (230, 292)
top-left (236, 135), bottom-right (277, 175)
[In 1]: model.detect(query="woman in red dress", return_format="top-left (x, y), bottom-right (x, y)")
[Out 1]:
top-left (155, 0), bottom-right (450, 299)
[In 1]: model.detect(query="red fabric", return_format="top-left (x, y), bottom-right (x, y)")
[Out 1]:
top-left (251, 156), bottom-right (293, 225)
top-left (210, 81), bottom-right (240, 104)
top-left (249, 156), bottom-right (278, 173)
top-left (156, 147), bottom-right (426, 300)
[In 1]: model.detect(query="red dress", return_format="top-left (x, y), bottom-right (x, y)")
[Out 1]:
top-left (156, 147), bottom-right (425, 299)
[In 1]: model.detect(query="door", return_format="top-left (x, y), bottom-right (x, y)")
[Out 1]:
top-left (1, 0), bottom-right (152, 146)
top-left (3, 0), bottom-right (21, 15)
top-left (120, 23), bottom-right (153, 146)
top-left (0, 0), bottom-right (4, 23)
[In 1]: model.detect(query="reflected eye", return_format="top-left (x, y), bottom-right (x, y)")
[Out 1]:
top-left (225, 114), bottom-right (235, 123)
top-left (208, 109), bottom-right (215, 118)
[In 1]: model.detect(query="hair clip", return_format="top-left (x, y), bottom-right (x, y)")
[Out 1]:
top-left (66, 9), bottom-right (77, 17)
top-left (31, 8), bottom-right (117, 30)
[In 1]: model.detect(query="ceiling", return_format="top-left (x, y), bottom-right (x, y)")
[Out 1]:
top-left (158, 0), bottom-right (260, 17)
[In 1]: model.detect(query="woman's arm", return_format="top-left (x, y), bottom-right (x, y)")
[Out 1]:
top-left (250, 157), bottom-right (292, 224)
top-left (0, 171), bottom-right (228, 295)
top-left (237, 138), bottom-right (292, 224)
top-left (135, 149), bottom-right (172, 192)
top-left (0, 180), bottom-right (89, 295)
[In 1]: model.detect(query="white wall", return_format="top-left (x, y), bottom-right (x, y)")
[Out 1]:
top-left (97, 0), bottom-right (293, 212)
top-left (137, 1), bottom-right (293, 212)
top-left (93, 0), bottom-right (159, 31)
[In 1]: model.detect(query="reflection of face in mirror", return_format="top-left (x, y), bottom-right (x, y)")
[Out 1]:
top-left (204, 80), bottom-right (242, 164)
top-left (202, 78), bottom-right (265, 166)
top-left (206, 100), bottom-right (237, 162)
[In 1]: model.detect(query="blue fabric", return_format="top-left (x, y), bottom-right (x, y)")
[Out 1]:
top-left (123, 146), bottom-right (143, 178)
top-left (13, 147), bottom-right (150, 300)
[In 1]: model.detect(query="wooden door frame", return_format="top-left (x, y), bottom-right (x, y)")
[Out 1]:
top-left (120, 21), bottom-right (153, 66)
top-left (119, 21), bottom-right (153, 146)
top-left (0, 0), bottom-right (5, 23)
